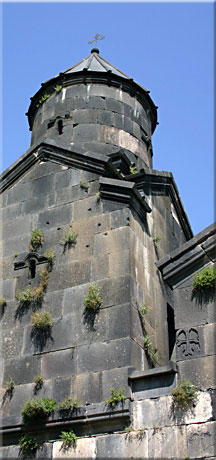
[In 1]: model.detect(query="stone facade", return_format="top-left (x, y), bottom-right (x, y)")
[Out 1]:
top-left (0, 49), bottom-right (215, 458)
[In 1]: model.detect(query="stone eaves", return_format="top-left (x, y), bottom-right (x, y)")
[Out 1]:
top-left (156, 222), bottom-right (216, 288)
top-left (0, 139), bottom-right (193, 241)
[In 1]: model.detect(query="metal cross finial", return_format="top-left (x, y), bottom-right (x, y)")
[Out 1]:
top-left (88, 33), bottom-right (105, 49)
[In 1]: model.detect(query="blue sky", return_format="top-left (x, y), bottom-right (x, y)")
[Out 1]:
top-left (2, 2), bottom-right (214, 235)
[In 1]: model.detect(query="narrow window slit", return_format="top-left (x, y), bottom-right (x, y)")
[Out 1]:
top-left (58, 119), bottom-right (63, 135)
top-left (29, 259), bottom-right (36, 279)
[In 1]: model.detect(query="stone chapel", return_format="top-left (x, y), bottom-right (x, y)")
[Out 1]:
top-left (0, 46), bottom-right (215, 458)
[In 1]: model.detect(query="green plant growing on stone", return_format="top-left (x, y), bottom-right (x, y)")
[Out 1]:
top-left (129, 165), bottom-right (138, 175)
top-left (16, 264), bottom-right (49, 306)
top-left (4, 377), bottom-right (15, 393)
top-left (143, 335), bottom-right (158, 365)
top-left (14, 251), bottom-right (18, 258)
top-left (19, 434), bottom-right (38, 453)
top-left (36, 93), bottom-right (50, 108)
top-left (16, 286), bottom-right (43, 304)
top-left (62, 229), bottom-right (78, 248)
top-left (21, 397), bottom-right (57, 423)
top-left (44, 249), bottom-right (55, 261)
top-left (105, 387), bottom-right (126, 407)
top-left (84, 283), bottom-right (102, 311)
top-left (125, 425), bottom-right (133, 433)
top-left (58, 397), bottom-right (80, 411)
top-left (192, 266), bottom-right (216, 292)
top-left (60, 430), bottom-right (77, 449)
top-left (54, 84), bottom-right (62, 93)
top-left (80, 181), bottom-right (89, 190)
top-left (29, 229), bottom-right (44, 251)
top-left (34, 375), bottom-right (44, 391)
top-left (172, 380), bottom-right (198, 409)
top-left (143, 335), bottom-right (152, 350)
top-left (153, 235), bottom-right (161, 243)
top-left (31, 311), bottom-right (53, 329)
top-left (138, 304), bottom-right (151, 315)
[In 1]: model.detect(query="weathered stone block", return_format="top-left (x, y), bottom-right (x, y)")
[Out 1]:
top-left (187, 422), bottom-right (216, 458)
top-left (105, 98), bottom-right (123, 114)
top-left (66, 85), bottom-right (87, 98)
top-left (203, 323), bottom-right (216, 356)
top-left (178, 355), bottom-right (216, 389)
top-left (96, 432), bottom-right (148, 458)
top-left (36, 203), bottom-right (73, 229)
top-left (108, 249), bottom-right (130, 278)
top-left (63, 283), bottom-right (87, 315)
top-left (97, 110), bottom-right (113, 126)
top-left (1, 214), bottom-right (31, 240)
top-left (102, 200), bottom-right (126, 214)
top-left (7, 383), bottom-right (34, 416)
top-left (55, 169), bottom-right (72, 190)
top-left (113, 112), bottom-right (123, 130)
top-left (1, 234), bottom-right (30, 258)
top-left (22, 314), bottom-right (75, 355)
top-left (148, 425), bottom-right (187, 458)
top-left (73, 195), bottom-right (103, 221)
top-left (73, 124), bottom-right (100, 142)
top-left (87, 96), bottom-right (106, 109)
top-left (55, 184), bottom-right (87, 206)
top-left (0, 279), bottom-right (16, 300)
top-left (7, 181), bottom-right (32, 205)
top-left (72, 109), bottom-right (97, 125)
top-left (0, 446), bottom-right (20, 458)
top-left (102, 366), bottom-right (131, 401)
top-left (174, 287), bottom-right (208, 329)
top-left (1, 326), bottom-right (24, 361)
top-left (101, 275), bottom-right (131, 308)
top-left (22, 192), bottom-right (55, 214)
top-left (88, 84), bottom-right (117, 99)
top-left (94, 227), bottom-right (131, 256)
top-left (77, 337), bottom-right (135, 373)
top-left (3, 355), bottom-right (41, 385)
top-left (72, 371), bottom-right (102, 405)
top-left (1, 202), bottom-right (23, 222)
top-left (48, 259), bottom-right (91, 291)
top-left (53, 376), bottom-right (72, 404)
top-left (91, 254), bottom-right (109, 281)
top-left (110, 208), bottom-right (131, 230)
top-left (133, 392), bottom-right (213, 430)
top-left (31, 173), bottom-right (55, 196)
top-left (41, 348), bottom-right (76, 379)
top-left (53, 437), bottom-right (97, 458)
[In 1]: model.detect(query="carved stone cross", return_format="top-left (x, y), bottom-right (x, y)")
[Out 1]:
top-left (176, 328), bottom-right (200, 358)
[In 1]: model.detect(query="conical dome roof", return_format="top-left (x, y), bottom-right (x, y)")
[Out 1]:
top-left (27, 49), bottom-right (157, 133)
top-left (63, 49), bottom-right (131, 79)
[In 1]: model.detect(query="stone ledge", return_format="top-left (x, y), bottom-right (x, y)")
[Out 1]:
top-left (129, 362), bottom-right (177, 380)
top-left (129, 362), bottom-right (177, 400)
top-left (0, 400), bottom-right (131, 444)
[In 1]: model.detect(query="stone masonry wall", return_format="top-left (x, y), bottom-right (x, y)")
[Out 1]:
top-left (31, 84), bottom-right (153, 169)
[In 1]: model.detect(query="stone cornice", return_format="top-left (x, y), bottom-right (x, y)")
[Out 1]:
top-left (99, 177), bottom-right (151, 221)
top-left (156, 223), bottom-right (216, 288)
top-left (0, 139), bottom-right (121, 194)
top-left (125, 169), bottom-right (193, 241)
